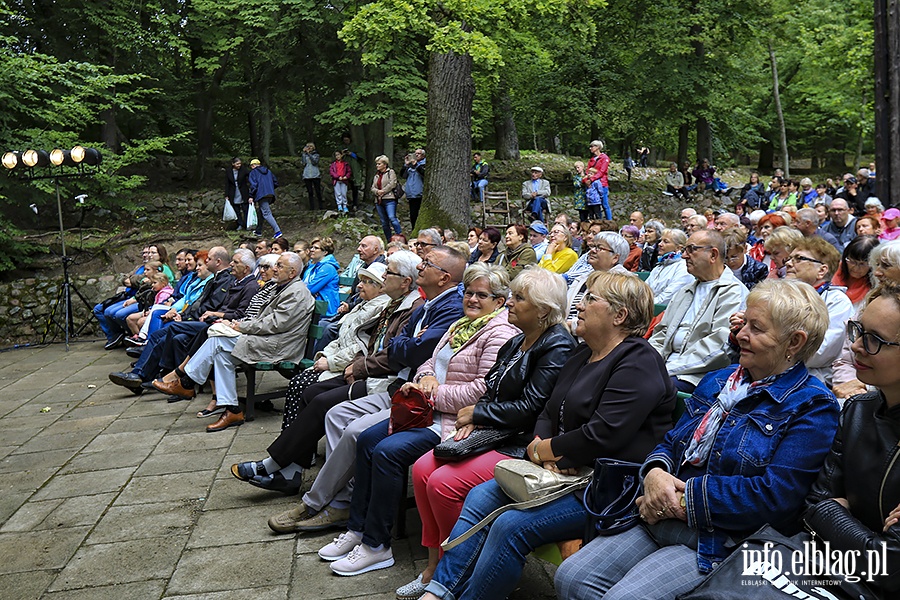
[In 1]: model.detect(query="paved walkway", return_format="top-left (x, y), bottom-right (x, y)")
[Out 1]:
top-left (0, 341), bottom-right (557, 600)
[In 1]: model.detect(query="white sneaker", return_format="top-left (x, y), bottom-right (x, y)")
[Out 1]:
top-left (317, 530), bottom-right (362, 561)
top-left (330, 543), bottom-right (395, 576)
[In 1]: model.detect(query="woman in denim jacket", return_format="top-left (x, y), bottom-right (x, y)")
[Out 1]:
top-left (556, 279), bottom-right (841, 600)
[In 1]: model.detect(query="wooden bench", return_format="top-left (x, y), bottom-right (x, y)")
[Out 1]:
top-left (338, 274), bottom-right (355, 303)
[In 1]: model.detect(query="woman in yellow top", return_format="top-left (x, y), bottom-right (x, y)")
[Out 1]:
top-left (538, 223), bottom-right (579, 274)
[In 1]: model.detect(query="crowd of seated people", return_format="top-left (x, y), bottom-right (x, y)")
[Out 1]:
top-left (93, 161), bottom-right (900, 598)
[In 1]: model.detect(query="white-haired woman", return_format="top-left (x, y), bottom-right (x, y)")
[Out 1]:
top-left (645, 229), bottom-right (694, 305)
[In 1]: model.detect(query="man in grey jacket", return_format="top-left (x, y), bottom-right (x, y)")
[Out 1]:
top-left (154, 252), bottom-right (314, 432)
top-left (522, 166), bottom-right (551, 222)
top-left (649, 229), bottom-right (748, 393)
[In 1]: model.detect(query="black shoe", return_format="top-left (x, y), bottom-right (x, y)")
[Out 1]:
top-left (104, 333), bottom-right (126, 350)
top-left (248, 471), bottom-right (303, 495)
top-left (125, 347), bottom-right (143, 359)
top-left (108, 371), bottom-right (144, 389)
top-left (141, 381), bottom-right (161, 393)
top-left (167, 394), bottom-right (190, 403)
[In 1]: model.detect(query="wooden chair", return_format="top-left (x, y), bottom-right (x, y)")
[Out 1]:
top-left (240, 299), bottom-right (329, 421)
top-left (481, 191), bottom-right (512, 229)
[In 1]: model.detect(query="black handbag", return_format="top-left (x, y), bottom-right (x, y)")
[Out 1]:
top-left (583, 458), bottom-right (643, 540)
top-left (433, 427), bottom-right (518, 461)
top-left (677, 525), bottom-right (877, 600)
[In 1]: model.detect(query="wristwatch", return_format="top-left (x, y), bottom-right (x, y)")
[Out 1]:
top-left (532, 444), bottom-right (541, 463)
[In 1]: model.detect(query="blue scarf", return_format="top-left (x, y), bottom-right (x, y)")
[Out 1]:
top-left (657, 251), bottom-right (682, 265)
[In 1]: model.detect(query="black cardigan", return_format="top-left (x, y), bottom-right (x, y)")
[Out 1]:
top-left (534, 337), bottom-right (676, 469)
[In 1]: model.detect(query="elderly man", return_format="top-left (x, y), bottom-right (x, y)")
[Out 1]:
top-left (528, 221), bottom-right (550, 261)
top-left (649, 229), bottom-right (748, 393)
top-left (820, 198), bottom-right (857, 252)
top-left (795, 207), bottom-right (839, 247)
top-left (522, 166), bottom-right (551, 222)
top-left (109, 247), bottom-right (257, 390)
top-left (244, 247), bottom-right (466, 500)
top-left (855, 168), bottom-right (876, 212)
top-left (680, 208), bottom-right (697, 231)
top-left (713, 211), bottom-right (740, 232)
top-left (684, 214), bottom-right (708, 235)
top-left (156, 252), bottom-right (313, 432)
top-left (630, 211), bottom-right (645, 236)
top-left (665, 162), bottom-right (689, 199)
top-left (414, 228), bottom-right (443, 259)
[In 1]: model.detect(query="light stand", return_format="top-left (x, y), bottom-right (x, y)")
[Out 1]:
top-left (3, 146), bottom-right (102, 350)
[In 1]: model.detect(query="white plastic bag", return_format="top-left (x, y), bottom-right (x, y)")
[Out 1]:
top-left (222, 200), bottom-right (237, 221)
top-left (246, 203), bottom-right (258, 230)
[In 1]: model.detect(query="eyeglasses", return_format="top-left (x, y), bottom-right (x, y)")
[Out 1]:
top-left (845, 258), bottom-right (869, 269)
top-left (587, 244), bottom-right (613, 253)
top-left (310, 246), bottom-right (322, 251)
top-left (848, 320), bottom-right (900, 355)
top-left (463, 290), bottom-right (498, 300)
top-left (582, 291), bottom-right (604, 306)
top-left (259, 265), bottom-right (273, 271)
top-left (384, 270), bottom-right (404, 278)
top-left (683, 244), bottom-right (714, 254)
top-left (413, 241), bottom-right (436, 248)
top-left (358, 278), bottom-right (380, 286)
top-left (786, 255), bottom-right (824, 265)
top-left (420, 259), bottom-right (450, 274)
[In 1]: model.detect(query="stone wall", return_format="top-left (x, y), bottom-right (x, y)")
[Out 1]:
top-left (0, 273), bottom-right (120, 347)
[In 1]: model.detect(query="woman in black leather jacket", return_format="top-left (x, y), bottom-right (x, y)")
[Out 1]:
top-left (395, 267), bottom-right (577, 600)
top-left (804, 284), bottom-right (900, 597)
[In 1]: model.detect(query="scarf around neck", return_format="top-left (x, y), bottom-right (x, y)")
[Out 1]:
top-left (445, 308), bottom-right (503, 351)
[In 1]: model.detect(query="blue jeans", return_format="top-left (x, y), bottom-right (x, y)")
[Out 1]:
top-left (599, 185), bottom-right (612, 219)
top-left (93, 299), bottom-right (139, 341)
top-left (526, 196), bottom-right (549, 222)
top-left (375, 199), bottom-right (402, 241)
top-left (425, 479), bottom-right (587, 600)
top-left (471, 179), bottom-right (488, 202)
top-left (253, 197), bottom-right (280, 235)
top-left (348, 420), bottom-right (440, 548)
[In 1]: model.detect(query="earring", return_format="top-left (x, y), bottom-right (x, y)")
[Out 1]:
top-left (785, 354), bottom-right (792, 362)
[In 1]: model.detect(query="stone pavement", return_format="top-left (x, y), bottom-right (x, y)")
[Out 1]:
top-left (0, 340), bottom-right (558, 600)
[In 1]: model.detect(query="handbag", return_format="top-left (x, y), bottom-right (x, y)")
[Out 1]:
top-left (222, 199), bottom-right (237, 221)
top-left (246, 203), bottom-right (258, 230)
top-left (582, 459), bottom-right (642, 540)
top-left (441, 459), bottom-right (591, 551)
top-left (433, 427), bottom-right (518, 461)
top-left (677, 525), bottom-right (876, 600)
top-left (388, 387), bottom-right (434, 435)
top-left (207, 322), bottom-right (241, 337)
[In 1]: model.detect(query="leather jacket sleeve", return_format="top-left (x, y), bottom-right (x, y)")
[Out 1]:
top-left (472, 325), bottom-right (577, 431)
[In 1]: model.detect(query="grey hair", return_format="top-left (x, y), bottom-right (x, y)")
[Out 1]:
top-left (870, 240), bottom-right (900, 276)
top-left (661, 228), bottom-right (688, 248)
top-left (233, 248), bottom-right (257, 270)
top-left (418, 228), bottom-right (443, 246)
top-left (590, 140), bottom-right (604, 151)
top-left (719, 212), bottom-right (740, 227)
top-left (865, 197), bottom-right (885, 211)
top-left (463, 263), bottom-right (510, 299)
top-left (594, 232), bottom-right (629, 265)
top-left (645, 220), bottom-right (665, 239)
top-left (279, 252), bottom-right (304, 275)
top-left (509, 267), bottom-right (567, 328)
top-left (387, 250), bottom-right (422, 290)
top-left (749, 209), bottom-right (767, 224)
top-left (796, 208), bottom-right (818, 223)
top-left (746, 279), bottom-right (829, 364)
top-left (258, 253), bottom-right (279, 268)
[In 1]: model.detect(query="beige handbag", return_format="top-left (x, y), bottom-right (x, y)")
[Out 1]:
top-left (441, 459), bottom-right (591, 551)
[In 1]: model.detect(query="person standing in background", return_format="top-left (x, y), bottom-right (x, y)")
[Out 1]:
top-left (330, 151), bottom-right (352, 215)
top-left (341, 133), bottom-right (365, 213)
top-left (301, 143), bottom-right (322, 210)
top-left (225, 157), bottom-right (250, 230)
top-left (248, 159), bottom-right (282, 238)
top-left (401, 148), bottom-right (426, 229)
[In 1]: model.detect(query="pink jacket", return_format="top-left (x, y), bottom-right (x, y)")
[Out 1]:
top-left (153, 285), bottom-right (174, 305)
top-left (415, 310), bottom-right (519, 439)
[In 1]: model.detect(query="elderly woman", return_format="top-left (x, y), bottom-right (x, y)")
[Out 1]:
top-left (831, 235), bottom-right (881, 309)
top-left (556, 279), bottom-right (840, 599)
top-left (803, 284), bottom-right (900, 599)
top-left (466, 227), bottom-right (482, 252)
top-left (419, 272), bottom-right (675, 600)
top-left (748, 213), bottom-right (787, 262)
top-left (371, 154), bottom-right (402, 241)
top-left (865, 196), bottom-right (885, 221)
top-left (278, 262), bottom-right (391, 429)
top-left (639, 220), bottom-right (664, 271)
top-left (856, 215), bottom-right (883, 237)
top-left (762, 225), bottom-right (803, 278)
top-left (620, 225), bottom-right (643, 271)
top-left (318, 264), bottom-right (519, 576)
top-left (538, 223), bottom-right (579, 274)
top-left (645, 229), bottom-right (694, 305)
top-left (565, 232), bottom-right (633, 333)
top-left (502, 224), bottom-right (537, 278)
top-left (302, 237), bottom-right (341, 317)
top-left (396, 268), bottom-right (578, 598)
top-left (467, 226), bottom-right (502, 265)
top-left (723, 227), bottom-right (768, 290)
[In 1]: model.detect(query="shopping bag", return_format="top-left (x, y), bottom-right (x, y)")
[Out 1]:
top-left (246, 203), bottom-right (258, 230)
top-left (222, 200), bottom-right (237, 221)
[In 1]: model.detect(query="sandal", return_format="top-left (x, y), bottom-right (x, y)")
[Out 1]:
top-left (197, 396), bottom-right (223, 418)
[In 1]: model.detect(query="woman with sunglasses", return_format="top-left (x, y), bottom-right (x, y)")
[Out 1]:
top-left (804, 283), bottom-right (900, 599)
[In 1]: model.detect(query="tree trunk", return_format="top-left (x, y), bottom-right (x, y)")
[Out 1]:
top-left (873, 0), bottom-right (899, 207)
top-left (259, 88), bottom-right (272, 164)
top-left (696, 117), bottom-right (711, 162)
top-left (384, 116), bottom-right (395, 163)
top-left (678, 124), bottom-right (689, 167)
top-left (248, 109), bottom-right (260, 159)
top-left (758, 140), bottom-right (775, 172)
top-left (419, 51), bottom-right (475, 232)
top-left (493, 88), bottom-right (519, 160)
top-left (769, 43), bottom-right (790, 178)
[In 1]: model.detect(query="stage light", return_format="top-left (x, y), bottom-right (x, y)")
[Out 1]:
top-left (2, 151), bottom-right (20, 169)
top-left (50, 148), bottom-right (65, 166)
top-left (23, 149), bottom-right (50, 168)
top-left (77, 147), bottom-right (101, 166)
top-left (71, 145), bottom-right (85, 163)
